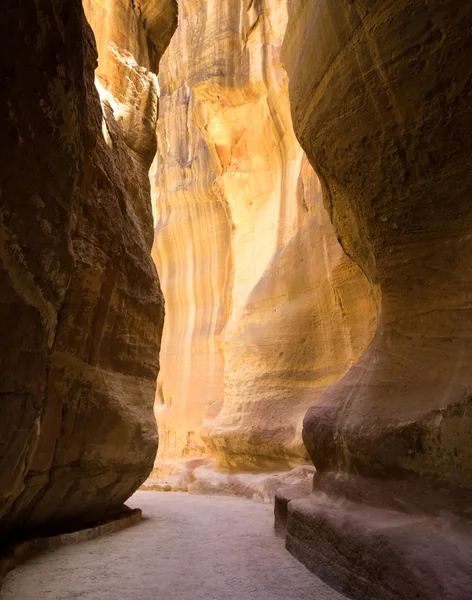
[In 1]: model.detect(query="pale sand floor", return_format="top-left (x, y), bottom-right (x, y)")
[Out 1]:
top-left (1, 491), bottom-right (345, 600)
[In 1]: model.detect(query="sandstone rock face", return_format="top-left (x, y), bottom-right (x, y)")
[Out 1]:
top-left (151, 0), bottom-right (377, 475)
top-left (0, 0), bottom-right (175, 536)
top-left (283, 1), bottom-right (472, 598)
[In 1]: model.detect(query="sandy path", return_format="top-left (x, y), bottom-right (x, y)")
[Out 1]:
top-left (1, 491), bottom-right (344, 600)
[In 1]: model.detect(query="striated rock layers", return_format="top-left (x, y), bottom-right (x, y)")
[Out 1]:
top-left (282, 2), bottom-right (472, 599)
top-left (0, 0), bottom-right (176, 537)
top-left (151, 0), bottom-right (377, 475)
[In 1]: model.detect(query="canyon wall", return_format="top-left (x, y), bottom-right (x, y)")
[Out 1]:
top-left (151, 0), bottom-right (378, 476)
top-left (0, 0), bottom-right (176, 536)
top-left (282, 1), bottom-right (472, 599)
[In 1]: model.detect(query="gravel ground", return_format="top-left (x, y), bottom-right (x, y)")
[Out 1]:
top-left (1, 491), bottom-right (344, 600)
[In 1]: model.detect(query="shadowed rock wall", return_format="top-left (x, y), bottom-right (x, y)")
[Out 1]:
top-left (151, 0), bottom-right (377, 475)
top-left (0, 0), bottom-right (176, 536)
top-left (282, 1), bottom-right (472, 598)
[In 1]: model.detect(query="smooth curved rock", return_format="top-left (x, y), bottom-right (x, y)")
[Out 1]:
top-left (151, 0), bottom-right (377, 475)
top-left (0, 0), bottom-right (176, 536)
top-left (282, 1), bottom-right (472, 598)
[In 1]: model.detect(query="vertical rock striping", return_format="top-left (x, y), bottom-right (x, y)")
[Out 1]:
top-left (151, 0), bottom-right (378, 476)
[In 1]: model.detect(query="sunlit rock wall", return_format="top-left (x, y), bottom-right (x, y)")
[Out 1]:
top-left (282, 2), bottom-right (472, 598)
top-left (151, 0), bottom-right (378, 474)
top-left (0, 0), bottom-right (175, 536)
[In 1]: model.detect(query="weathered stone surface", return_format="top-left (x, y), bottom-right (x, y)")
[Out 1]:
top-left (282, 1), bottom-right (472, 597)
top-left (142, 462), bottom-right (315, 504)
top-left (187, 464), bottom-right (314, 504)
top-left (151, 0), bottom-right (377, 476)
top-left (274, 480), bottom-right (312, 538)
top-left (0, 0), bottom-right (175, 536)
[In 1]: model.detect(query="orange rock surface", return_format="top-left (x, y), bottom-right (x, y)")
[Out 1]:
top-left (151, 0), bottom-right (378, 475)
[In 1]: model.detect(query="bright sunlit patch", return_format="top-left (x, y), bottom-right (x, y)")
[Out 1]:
top-left (94, 76), bottom-right (115, 149)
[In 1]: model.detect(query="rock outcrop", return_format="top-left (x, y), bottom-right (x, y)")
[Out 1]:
top-left (0, 0), bottom-right (176, 537)
top-left (282, 1), bottom-right (472, 598)
top-left (151, 0), bottom-right (377, 477)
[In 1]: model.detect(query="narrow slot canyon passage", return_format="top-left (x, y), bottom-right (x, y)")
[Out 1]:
top-left (2, 1), bottom-right (472, 599)
top-left (1, 492), bottom-right (342, 600)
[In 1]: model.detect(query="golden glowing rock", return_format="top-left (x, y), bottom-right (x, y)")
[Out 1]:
top-left (151, 0), bottom-right (378, 474)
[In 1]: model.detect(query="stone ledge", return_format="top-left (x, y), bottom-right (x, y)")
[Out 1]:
top-left (0, 507), bottom-right (142, 590)
top-left (274, 480), bottom-right (312, 538)
top-left (286, 495), bottom-right (472, 600)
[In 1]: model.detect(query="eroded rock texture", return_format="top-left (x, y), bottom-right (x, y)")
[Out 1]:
top-left (0, 0), bottom-right (175, 536)
top-left (151, 0), bottom-right (377, 476)
top-left (283, 1), bottom-right (472, 598)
